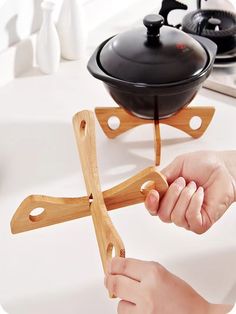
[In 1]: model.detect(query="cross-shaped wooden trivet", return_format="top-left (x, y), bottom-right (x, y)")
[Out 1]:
top-left (11, 110), bottom-right (168, 276)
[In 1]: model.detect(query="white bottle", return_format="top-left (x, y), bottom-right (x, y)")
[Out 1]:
top-left (36, 1), bottom-right (61, 74)
top-left (57, 0), bottom-right (87, 60)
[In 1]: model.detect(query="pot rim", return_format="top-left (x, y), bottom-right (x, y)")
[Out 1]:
top-left (87, 34), bottom-right (217, 90)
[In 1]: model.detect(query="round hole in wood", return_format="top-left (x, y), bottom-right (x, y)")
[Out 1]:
top-left (140, 180), bottom-right (155, 195)
top-left (80, 120), bottom-right (87, 137)
top-left (189, 116), bottom-right (202, 130)
top-left (108, 116), bottom-right (120, 130)
top-left (29, 207), bottom-right (46, 222)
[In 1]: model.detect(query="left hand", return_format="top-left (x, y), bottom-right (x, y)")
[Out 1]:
top-left (104, 257), bottom-right (214, 314)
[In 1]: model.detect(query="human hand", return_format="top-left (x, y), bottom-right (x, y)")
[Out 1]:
top-left (105, 257), bottom-right (232, 314)
top-left (145, 151), bottom-right (236, 234)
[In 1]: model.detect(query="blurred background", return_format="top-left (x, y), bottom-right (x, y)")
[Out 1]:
top-left (0, 0), bottom-right (198, 54)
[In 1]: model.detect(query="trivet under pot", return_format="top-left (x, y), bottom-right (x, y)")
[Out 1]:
top-left (95, 106), bottom-right (215, 166)
top-left (88, 14), bottom-right (217, 165)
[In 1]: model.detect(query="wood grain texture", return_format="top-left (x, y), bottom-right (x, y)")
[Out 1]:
top-left (95, 106), bottom-right (215, 166)
top-left (95, 107), bottom-right (151, 139)
top-left (95, 106), bottom-right (215, 139)
top-left (11, 167), bottom-right (168, 234)
top-left (162, 106), bottom-right (215, 139)
top-left (154, 120), bottom-right (161, 166)
top-left (73, 110), bottom-right (125, 273)
top-left (11, 195), bottom-right (89, 234)
top-left (10, 109), bottom-right (169, 299)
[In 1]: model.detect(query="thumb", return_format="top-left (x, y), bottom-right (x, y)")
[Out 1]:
top-left (161, 156), bottom-right (184, 184)
top-left (145, 190), bottom-right (160, 216)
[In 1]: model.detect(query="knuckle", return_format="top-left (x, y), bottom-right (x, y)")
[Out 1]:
top-left (158, 208), bottom-right (171, 223)
top-left (174, 219), bottom-right (186, 228)
top-left (171, 210), bottom-right (187, 228)
top-left (120, 258), bottom-right (128, 274)
top-left (109, 277), bottom-right (118, 295)
top-left (174, 155), bottom-right (182, 164)
top-left (191, 223), bottom-right (209, 234)
top-left (148, 261), bottom-right (164, 278)
top-left (158, 212), bottom-right (171, 223)
top-left (171, 212), bottom-right (183, 226)
top-left (185, 208), bottom-right (194, 220)
top-left (106, 275), bottom-right (112, 291)
top-left (193, 228), bottom-right (204, 235)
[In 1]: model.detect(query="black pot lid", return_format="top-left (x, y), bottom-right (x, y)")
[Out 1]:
top-left (98, 14), bottom-right (208, 85)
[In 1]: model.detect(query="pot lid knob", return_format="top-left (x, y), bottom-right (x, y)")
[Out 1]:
top-left (143, 14), bottom-right (164, 38)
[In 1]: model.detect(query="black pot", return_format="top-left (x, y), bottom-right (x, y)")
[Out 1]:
top-left (182, 10), bottom-right (236, 55)
top-left (88, 14), bottom-right (217, 120)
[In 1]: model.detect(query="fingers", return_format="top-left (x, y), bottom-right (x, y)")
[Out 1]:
top-left (161, 156), bottom-right (184, 183)
top-left (145, 190), bottom-right (160, 215)
top-left (145, 178), bottom-right (208, 233)
top-left (158, 177), bottom-right (186, 223)
top-left (118, 300), bottom-right (136, 314)
top-left (105, 274), bottom-right (140, 304)
top-left (200, 208), bottom-right (212, 233)
top-left (171, 181), bottom-right (197, 228)
top-left (145, 171), bottom-right (210, 233)
top-left (107, 257), bottom-right (150, 282)
top-left (185, 187), bottom-right (205, 233)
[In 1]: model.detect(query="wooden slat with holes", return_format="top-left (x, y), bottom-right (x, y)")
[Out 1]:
top-left (95, 106), bottom-right (215, 165)
top-left (95, 106), bottom-right (215, 139)
top-left (10, 110), bottom-right (169, 299)
top-left (73, 110), bottom-right (126, 274)
top-left (11, 166), bottom-right (168, 234)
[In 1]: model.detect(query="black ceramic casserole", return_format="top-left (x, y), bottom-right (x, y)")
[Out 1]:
top-left (88, 14), bottom-right (217, 120)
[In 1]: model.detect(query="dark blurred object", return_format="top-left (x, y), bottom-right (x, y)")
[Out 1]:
top-left (182, 10), bottom-right (236, 55)
top-left (197, 0), bottom-right (235, 12)
top-left (159, 0), bottom-right (236, 60)
top-left (159, 0), bottom-right (187, 27)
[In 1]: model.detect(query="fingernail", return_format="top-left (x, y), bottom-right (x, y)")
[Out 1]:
top-left (188, 181), bottom-right (197, 190)
top-left (174, 177), bottom-right (186, 188)
top-left (197, 186), bottom-right (204, 194)
top-left (148, 190), bottom-right (158, 205)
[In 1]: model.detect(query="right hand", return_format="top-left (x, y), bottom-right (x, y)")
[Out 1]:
top-left (105, 257), bottom-right (233, 314)
top-left (145, 151), bottom-right (236, 234)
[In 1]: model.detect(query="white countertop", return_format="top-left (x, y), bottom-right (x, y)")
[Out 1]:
top-left (0, 8), bottom-right (236, 314)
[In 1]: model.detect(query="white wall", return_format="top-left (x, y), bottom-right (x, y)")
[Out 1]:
top-left (0, 0), bottom-right (158, 54)
top-left (0, 0), bottom-right (42, 53)
top-left (0, 0), bottom-right (200, 54)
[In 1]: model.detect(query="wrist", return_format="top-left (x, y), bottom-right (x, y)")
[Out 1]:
top-left (208, 303), bottom-right (234, 314)
top-left (218, 150), bottom-right (236, 202)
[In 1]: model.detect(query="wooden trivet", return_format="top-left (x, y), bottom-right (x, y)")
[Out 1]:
top-left (95, 106), bottom-right (215, 165)
top-left (11, 110), bottom-right (168, 278)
